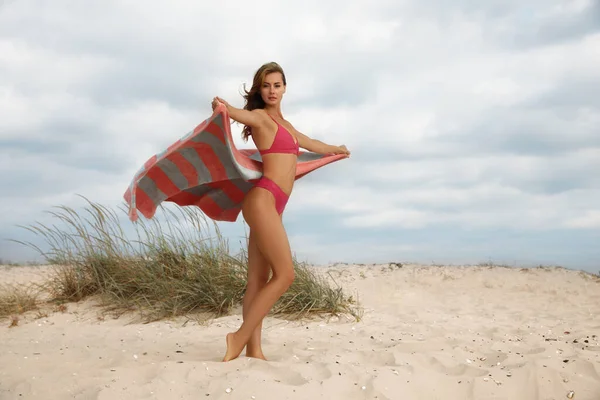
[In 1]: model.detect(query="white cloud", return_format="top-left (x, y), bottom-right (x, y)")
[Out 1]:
top-left (291, 147), bottom-right (600, 230)
top-left (102, 100), bottom-right (199, 163)
top-left (565, 210), bottom-right (600, 229)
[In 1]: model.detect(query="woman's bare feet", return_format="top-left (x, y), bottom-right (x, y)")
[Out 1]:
top-left (245, 341), bottom-right (267, 360)
top-left (246, 350), bottom-right (267, 361)
top-left (223, 332), bottom-right (245, 362)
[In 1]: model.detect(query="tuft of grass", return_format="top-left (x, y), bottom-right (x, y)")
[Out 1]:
top-left (579, 270), bottom-right (600, 283)
top-left (273, 257), bottom-right (361, 321)
top-left (9, 315), bottom-right (19, 327)
top-left (12, 196), bottom-right (361, 322)
top-left (477, 261), bottom-right (512, 269)
top-left (0, 284), bottom-right (40, 319)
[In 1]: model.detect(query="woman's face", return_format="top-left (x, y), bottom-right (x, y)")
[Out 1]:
top-left (261, 72), bottom-right (286, 106)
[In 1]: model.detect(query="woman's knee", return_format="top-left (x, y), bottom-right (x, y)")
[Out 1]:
top-left (247, 271), bottom-right (270, 288)
top-left (274, 267), bottom-right (295, 288)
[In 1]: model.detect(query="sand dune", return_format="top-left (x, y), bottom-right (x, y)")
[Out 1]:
top-left (1, 263), bottom-right (599, 399)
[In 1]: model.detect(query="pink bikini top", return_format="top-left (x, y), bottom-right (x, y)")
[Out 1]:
top-left (258, 116), bottom-right (300, 156)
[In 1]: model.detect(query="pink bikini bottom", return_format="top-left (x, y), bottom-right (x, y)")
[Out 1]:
top-left (251, 176), bottom-right (289, 215)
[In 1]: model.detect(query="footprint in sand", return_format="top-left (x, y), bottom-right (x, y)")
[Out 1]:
top-left (210, 362), bottom-right (310, 387)
top-left (8, 381), bottom-right (32, 397)
top-left (478, 351), bottom-right (510, 366)
top-left (571, 359), bottom-right (600, 381)
top-left (254, 363), bottom-right (312, 386)
top-left (334, 348), bottom-right (397, 367)
top-left (525, 347), bottom-right (546, 355)
top-left (425, 356), bottom-right (489, 377)
top-left (297, 362), bottom-right (335, 381)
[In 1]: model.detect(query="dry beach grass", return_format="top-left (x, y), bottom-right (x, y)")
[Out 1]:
top-left (4, 198), bottom-right (360, 323)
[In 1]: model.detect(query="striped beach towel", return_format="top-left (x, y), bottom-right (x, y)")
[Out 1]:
top-left (123, 104), bottom-right (347, 222)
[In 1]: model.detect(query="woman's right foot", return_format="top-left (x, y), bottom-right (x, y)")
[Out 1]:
top-left (223, 332), bottom-right (245, 362)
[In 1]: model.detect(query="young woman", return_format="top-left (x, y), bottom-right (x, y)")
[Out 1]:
top-left (211, 62), bottom-right (350, 362)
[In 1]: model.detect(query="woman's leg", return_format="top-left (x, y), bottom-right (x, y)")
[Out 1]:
top-left (223, 192), bottom-right (295, 362)
top-left (243, 229), bottom-right (270, 360)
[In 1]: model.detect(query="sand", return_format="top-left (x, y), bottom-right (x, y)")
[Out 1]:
top-left (1, 263), bottom-right (599, 400)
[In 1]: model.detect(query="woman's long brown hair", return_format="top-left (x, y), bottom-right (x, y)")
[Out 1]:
top-left (241, 62), bottom-right (287, 141)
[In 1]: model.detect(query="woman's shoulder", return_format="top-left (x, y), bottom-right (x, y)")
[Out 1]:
top-left (247, 108), bottom-right (271, 121)
top-left (245, 109), bottom-right (275, 136)
top-left (249, 108), bottom-right (267, 115)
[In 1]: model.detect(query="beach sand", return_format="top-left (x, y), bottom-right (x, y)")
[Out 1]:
top-left (1, 263), bottom-right (599, 400)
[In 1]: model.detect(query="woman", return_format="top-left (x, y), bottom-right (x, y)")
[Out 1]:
top-left (211, 62), bottom-right (350, 362)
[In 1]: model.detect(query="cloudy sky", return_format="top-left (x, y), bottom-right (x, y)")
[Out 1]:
top-left (1, 0), bottom-right (599, 272)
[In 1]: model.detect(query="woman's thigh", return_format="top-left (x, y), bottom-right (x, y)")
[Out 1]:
top-left (242, 189), bottom-right (294, 276)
